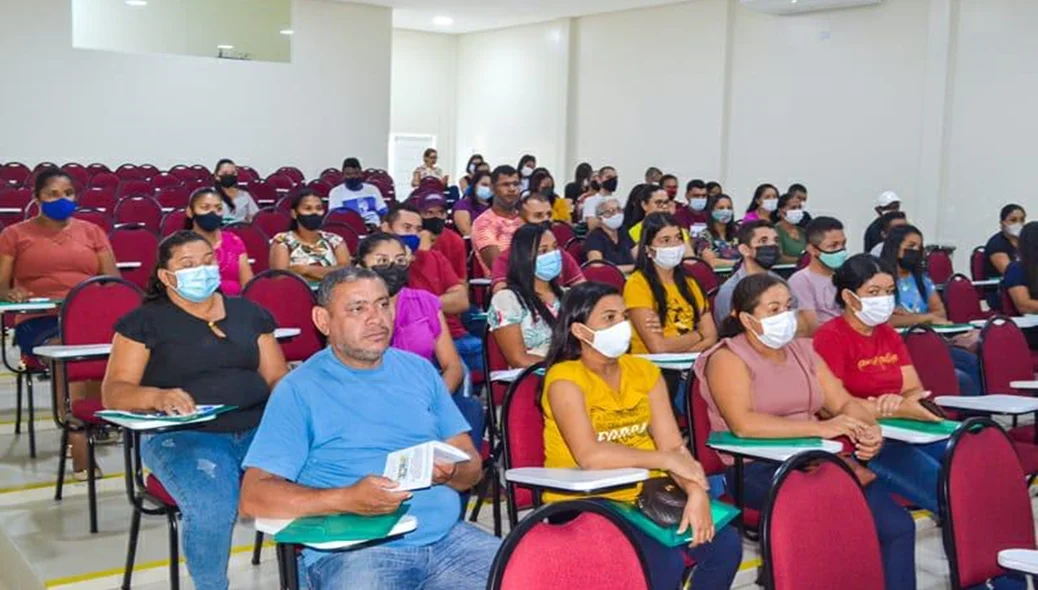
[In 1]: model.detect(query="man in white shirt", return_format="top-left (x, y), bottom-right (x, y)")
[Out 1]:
top-left (327, 157), bottom-right (387, 227)
top-left (581, 165), bottom-right (618, 230)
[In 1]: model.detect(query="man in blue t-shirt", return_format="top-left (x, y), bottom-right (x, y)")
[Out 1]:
top-left (240, 266), bottom-right (497, 589)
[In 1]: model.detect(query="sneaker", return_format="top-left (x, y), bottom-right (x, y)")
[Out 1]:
top-left (73, 467), bottom-right (104, 482)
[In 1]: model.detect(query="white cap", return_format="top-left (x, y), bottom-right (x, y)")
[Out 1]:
top-left (876, 191), bottom-right (901, 208)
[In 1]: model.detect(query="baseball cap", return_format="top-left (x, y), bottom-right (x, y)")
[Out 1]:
top-left (876, 191), bottom-right (901, 208)
top-left (416, 192), bottom-right (447, 212)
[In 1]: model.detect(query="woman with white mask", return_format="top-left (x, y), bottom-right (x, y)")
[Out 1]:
top-left (624, 213), bottom-right (717, 355)
top-left (984, 203), bottom-right (1026, 280)
top-left (771, 193), bottom-right (807, 264)
top-left (542, 282), bottom-right (742, 590)
top-left (696, 272), bottom-right (917, 590)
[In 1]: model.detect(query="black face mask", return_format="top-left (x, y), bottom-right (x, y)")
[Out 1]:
top-left (345, 178), bottom-right (364, 191)
top-left (754, 244), bottom-right (781, 269)
top-left (542, 188), bottom-right (555, 199)
top-left (297, 213), bottom-right (324, 231)
top-left (217, 174), bottom-right (238, 188)
top-left (602, 177), bottom-right (619, 193)
top-left (422, 217), bottom-right (446, 235)
top-left (194, 212), bottom-right (223, 232)
top-left (899, 249), bottom-right (923, 271)
top-left (372, 263), bottom-right (409, 297)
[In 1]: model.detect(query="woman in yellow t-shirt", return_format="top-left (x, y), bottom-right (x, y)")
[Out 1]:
top-left (624, 212), bottom-right (718, 355)
top-left (542, 281), bottom-right (741, 590)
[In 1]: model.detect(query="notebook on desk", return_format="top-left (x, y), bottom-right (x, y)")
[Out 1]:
top-left (707, 432), bottom-right (824, 448)
top-left (878, 418), bottom-right (960, 436)
top-left (274, 505), bottom-right (411, 545)
top-left (607, 500), bottom-right (741, 548)
top-left (95, 404), bottom-right (236, 423)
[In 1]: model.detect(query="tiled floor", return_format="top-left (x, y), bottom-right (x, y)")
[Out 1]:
top-left (0, 366), bottom-right (1029, 589)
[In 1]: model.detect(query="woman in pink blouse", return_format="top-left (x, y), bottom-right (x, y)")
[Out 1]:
top-left (741, 183), bottom-right (780, 223)
top-left (184, 188), bottom-right (253, 295)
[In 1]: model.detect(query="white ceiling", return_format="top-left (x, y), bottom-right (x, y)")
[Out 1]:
top-left (347, 0), bottom-right (690, 34)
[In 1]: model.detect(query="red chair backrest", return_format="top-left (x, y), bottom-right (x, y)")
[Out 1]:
top-left (242, 270), bottom-right (323, 363)
top-left (940, 418), bottom-right (1036, 588)
top-left (321, 222), bottom-right (360, 254)
top-left (114, 164), bottom-right (145, 181)
top-left (24, 201), bottom-right (39, 219)
top-left (265, 173), bottom-right (295, 191)
top-left (88, 172), bottom-right (120, 191)
top-left (307, 179), bottom-right (332, 198)
top-left (225, 224), bottom-right (271, 273)
top-left (796, 251), bottom-right (811, 270)
top-left (1, 162), bottom-right (31, 186)
top-left (275, 195), bottom-right (295, 214)
top-left (237, 166), bottom-right (260, 184)
top-left (325, 208), bottom-right (368, 236)
top-left (150, 172), bottom-right (183, 191)
top-left (72, 208), bottom-right (113, 234)
top-left (61, 163), bottom-right (89, 187)
top-left (0, 187), bottom-right (32, 225)
top-left (682, 257), bottom-right (720, 296)
top-left (85, 163), bottom-right (111, 177)
top-left (500, 364), bottom-right (546, 512)
top-left (156, 186), bottom-right (190, 210)
top-left (550, 222), bottom-right (575, 248)
top-left (138, 164), bottom-right (159, 180)
top-left (160, 209), bottom-right (188, 237)
top-left (189, 164), bottom-right (211, 180)
top-left (251, 208), bottom-right (291, 242)
top-left (484, 326), bottom-right (510, 407)
top-left (1000, 287), bottom-right (1020, 317)
top-left (247, 180), bottom-right (278, 206)
top-left (970, 246), bottom-right (987, 281)
top-left (978, 317), bottom-right (1033, 395)
top-left (685, 379), bottom-right (726, 475)
top-left (169, 166), bottom-right (197, 183)
top-left (277, 167), bottom-right (305, 185)
top-left (108, 226), bottom-right (159, 289)
top-left (903, 325), bottom-right (961, 397)
top-left (116, 179), bottom-right (154, 200)
top-left (581, 260), bottom-right (626, 291)
top-left (320, 172), bottom-right (344, 188)
top-left (762, 453), bottom-right (885, 590)
top-left (60, 277), bottom-right (144, 382)
top-left (114, 195), bottom-right (163, 233)
top-left (79, 187), bottom-right (116, 212)
top-left (926, 249), bottom-right (954, 285)
top-left (942, 274), bottom-right (989, 323)
top-left (489, 501), bottom-right (651, 590)
top-left (564, 238), bottom-right (584, 265)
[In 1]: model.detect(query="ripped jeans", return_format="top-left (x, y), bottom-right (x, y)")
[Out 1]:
top-left (140, 428), bottom-right (256, 590)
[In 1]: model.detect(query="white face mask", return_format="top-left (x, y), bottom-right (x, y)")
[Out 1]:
top-left (784, 209), bottom-right (805, 225)
top-left (652, 244), bottom-right (685, 270)
top-left (521, 166), bottom-right (534, 178)
top-left (689, 197), bottom-right (708, 212)
top-left (580, 320), bottom-right (632, 359)
top-left (1006, 223), bottom-right (1023, 237)
top-left (602, 213), bottom-right (624, 230)
top-left (761, 198), bottom-right (779, 212)
top-left (851, 293), bottom-right (896, 327)
top-left (748, 311), bottom-right (798, 350)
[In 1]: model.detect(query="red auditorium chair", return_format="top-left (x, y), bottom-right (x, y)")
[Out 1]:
top-left (306, 179), bottom-right (333, 198)
top-left (499, 364), bottom-right (546, 528)
top-left (682, 257), bottom-right (721, 300)
top-left (115, 164), bottom-right (146, 181)
top-left (550, 222), bottom-right (575, 249)
top-left (61, 163), bottom-right (89, 187)
top-left (581, 260), bottom-right (626, 291)
top-left (320, 222), bottom-right (360, 254)
top-left (237, 165), bottom-right (260, 184)
top-left (168, 165), bottom-right (196, 184)
top-left (977, 317), bottom-right (1037, 443)
top-left (320, 168), bottom-right (343, 187)
top-left (88, 172), bottom-right (120, 192)
top-left (156, 186), bottom-right (190, 211)
top-left (277, 166), bottom-right (305, 185)
top-left (109, 226), bottom-right (159, 290)
top-left (160, 209), bottom-right (188, 237)
top-left (114, 195), bottom-right (163, 233)
top-left (265, 173), bottom-right (296, 192)
top-left (942, 274), bottom-right (992, 323)
top-left (242, 270), bottom-right (324, 363)
top-left (138, 164), bottom-right (159, 180)
top-left (926, 248), bottom-right (954, 285)
top-left (150, 172), bottom-right (183, 191)
top-left (116, 179), bottom-right (154, 200)
top-left (85, 163), bottom-right (111, 177)
top-left (78, 187), bottom-right (116, 212)
top-left (0, 186), bottom-right (32, 226)
top-left (72, 208), bottom-right (113, 234)
top-left (325, 208), bottom-right (367, 236)
top-left (1, 162), bottom-right (31, 186)
top-left (248, 180), bottom-right (278, 207)
top-left (251, 208), bottom-right (292, 241)
top-left (225, 223), bottom-right (271, 274)
top-left (564, 237), bottom-right (584, 265)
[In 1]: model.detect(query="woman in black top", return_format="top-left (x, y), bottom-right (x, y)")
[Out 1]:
top-left (985, 203), bottom-right (1027, 278)
top-left (582, 196), bottom-right (635, 273)
top-left (101, 231), bottom-right (288, 590)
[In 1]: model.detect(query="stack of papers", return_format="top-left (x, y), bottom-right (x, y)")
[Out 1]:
top-left (96, 404), bottom-right (235, 423)
top-left (382, 441), bottom-right (471, 491)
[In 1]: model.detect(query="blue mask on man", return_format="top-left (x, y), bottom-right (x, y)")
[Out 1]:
top-left (399, 234), bottom-right (421, 252)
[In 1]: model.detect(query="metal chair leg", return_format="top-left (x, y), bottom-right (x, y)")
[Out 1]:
top-left (14, 372), bottom-right (22, 435)
top-left (121, 507), bottom-right (142, 590)
top-left (54, 426), bottom-right (69, 501)
top-left (167, 511), bottom-right (180, 590)
top-left (87, 429), bottom-right (98, 534)
top-left (252, 531), bottom-right (264, 565)
top-left (26, 375), bottom-right (36, 458)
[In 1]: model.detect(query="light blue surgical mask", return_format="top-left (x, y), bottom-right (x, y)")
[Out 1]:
top-left (476, 185), bottom-right (492, 201)
top-left (534, 250), bottom-right (562, 281)
top-left (818, 248), bottom-right (849, 270)
top-left (711, 209), bottom-right (733, 223)
top-left (171, 265), bottom-right (220, 303)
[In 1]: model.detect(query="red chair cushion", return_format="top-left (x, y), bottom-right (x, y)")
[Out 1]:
top-left (145, 474), bottom-right (177, 506)
top-left (70, 397), bottom-right (105, 424)
top-left (1013, 441), bottom-right (1038, 475)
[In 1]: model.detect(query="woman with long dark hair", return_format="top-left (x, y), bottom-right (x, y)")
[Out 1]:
top-left (102, 230), bottom-right (287, 589)
top-left (984, 203), bottom-right (1026, 279)
top-left (741, 183), bottom-right (779, 223)
top-left (452, 169), bottom-right (492, 237)
top-left (564, 162), bottom-right (594, 219)
top-left (1004, 221), bottom-right (1038, 315)
top-left (624, 212), bottom-right (717, 355)
top-left (487, 224), bottom-right (563, 368)
top-left (541, 282), bottom-right (742, 590)
top-left (517, 154), bottom-right (537, 192)
top-left (269, 189), bottom-right (350, 281)
top-left (212, 158), bottom-right (259, 224)
top-left (458, 153), bottom-right (485, 194)
top-left (771, 192), bottom-right (806, 264)
top-left (183, 187), bottom-right (253, 295)
top-left (695, 194), bottom-right (740, 269)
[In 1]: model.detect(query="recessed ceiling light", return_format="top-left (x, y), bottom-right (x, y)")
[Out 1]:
top-left (279, 29), bottom-right (294, 36)
top-left (217, 44), bottom-right (234, 50)
top-left (125, 0), bottom-right (148, 6)
top-left (433, 16), bottom-right (453, 27)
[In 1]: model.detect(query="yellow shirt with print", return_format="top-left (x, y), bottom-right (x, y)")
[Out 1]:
top-left (541, 355), bottom-right (664, 503)
top-left (623, 270), bottom-right (709, 354)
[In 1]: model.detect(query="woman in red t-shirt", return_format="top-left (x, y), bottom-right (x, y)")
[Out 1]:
top-left (813, 254), bottom-right (948, 515)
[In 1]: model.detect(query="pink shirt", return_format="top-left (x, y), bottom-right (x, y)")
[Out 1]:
top-left (471, 209), bottom-right (523, 274)
top-left (694, 335), bottom-right (823, 465)
top-left (215, 232), bottom-right (247, 296)
top-left (741, 211), bottom-right (762, 222)
top-left (788, 267), bottom-right (842, 325)
top-left (392, 287), bottom-right (442, 361)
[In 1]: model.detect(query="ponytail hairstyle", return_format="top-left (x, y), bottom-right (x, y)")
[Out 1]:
top-left (718, 273), bottom-right (788, 338)
top-left (144, 231), bottom-right (212, 302)
top-left (212, 158), bottom-right (237, 213)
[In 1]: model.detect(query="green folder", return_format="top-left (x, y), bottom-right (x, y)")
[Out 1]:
top-left (274, 505), bottom-right (410, 545)
top-left (708, 432), bottom-right (824, 448)
top-left (879, 418), bottom-right (960, 436)
top-left (607, 500), bottom-right (741, 548)
top-left (95, 405), bottom-right (237, 423)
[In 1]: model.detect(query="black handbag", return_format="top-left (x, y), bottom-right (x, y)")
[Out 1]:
top-left (635, 477), bottom-right (687, 528)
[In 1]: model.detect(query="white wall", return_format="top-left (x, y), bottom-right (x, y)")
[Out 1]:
top-left (0, 0), bottom-right (392, 179)
top-left (454, 20), bottom-right (572, 181)
top-left (390, 29), bottom-right (458, 179)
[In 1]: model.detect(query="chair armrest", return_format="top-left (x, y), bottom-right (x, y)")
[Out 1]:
top-left (998, 549), bottom-right (1038, 574)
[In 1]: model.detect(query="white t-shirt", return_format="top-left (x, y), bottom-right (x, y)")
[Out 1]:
top-left (328, 183), bottom-right (387, 226)
top-left (869, 242), bottom-right (884, 258)
top-left (227, 191), bottom-right (259, 223)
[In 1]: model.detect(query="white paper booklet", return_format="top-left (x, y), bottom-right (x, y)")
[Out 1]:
top-left (382, 441), bottom-right (471, 491)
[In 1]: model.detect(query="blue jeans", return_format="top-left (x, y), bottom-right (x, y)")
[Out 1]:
top-left (453, 391), bottom-right (484, 450)
top-left (453, 334), bottom-right (484, 381)
top-left (950, 347), bottom-right (983, 395)
top-left (728, 461), bottom-right (917, 590)
top-left (304, 522), bottom-right (500, 590)
top-left (628, 513), bottom-right (741, 590)
top-left (869, 440), bottom-right (945, 515)
top-left (140, 428), bottom-right (256, 590)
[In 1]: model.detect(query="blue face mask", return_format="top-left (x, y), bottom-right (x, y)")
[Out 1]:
top-left (534, 250), bottom-right (562, 281)
top-left (475, 185), bottom-right (492, 201)
top-left (818, 248), bottom-right (849, 270)
top-left (399, 234), bottom-right (421, 252)
top-left (171, 265), bottom-right (220, 303)
top-left (345, 178), bottom-right (364, 191)
top-left (711, 209), bottom-right (733, 223)
top-left (41, 198), bottom-right (77, 221)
